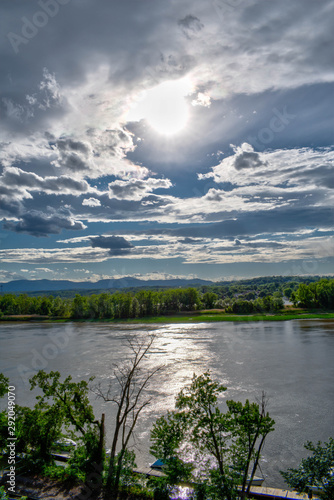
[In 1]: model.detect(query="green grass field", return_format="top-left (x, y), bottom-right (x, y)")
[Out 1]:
top-left (2, 310), bottom-right (334, 324)
top-left (119, 311), bottom-right (334, 324)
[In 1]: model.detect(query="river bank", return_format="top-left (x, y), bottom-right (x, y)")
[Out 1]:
top-left (1, 308), bottom-right (334, 323)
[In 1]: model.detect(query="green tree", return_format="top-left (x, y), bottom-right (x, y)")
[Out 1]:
top-left (38, 296), bottom-right (53, 316)
top-left (295, 283), bottom-right (315, 308)
top-left (71, 294), bottom-right (88, 318)
top-left (16, 405), bottom-right (63, 461)
top-left (283, 288), bottom-right (293, 299)
top-left (174, 372), bottom-right (236, 500)
top-left (281, 438), bottom-right (334, 500)
top-left (29, 371), bottom-right (105, 474)
top-left (227, 395), bottom-right (275, 499)
top-left (150, 411), bottom-right (193, 491)
top-left (151, 373), bottom-right (275, 500)
top-left (0, 294), bottom-right (18, 315)
top-left (203, 292), bottom-right (218, 309)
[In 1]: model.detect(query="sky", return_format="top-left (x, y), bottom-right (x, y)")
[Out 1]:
top-left (0, 0), bottom-right (333, 283)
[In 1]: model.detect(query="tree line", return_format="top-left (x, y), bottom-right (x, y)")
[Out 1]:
top-left (0, 278), bottom-right (333, 320)
top-left (1, 337), bottom-right (333, 500)
top-left (291, 279), bottom-right (334, 309)
top-left (0, 287), bottom-right (283, 319)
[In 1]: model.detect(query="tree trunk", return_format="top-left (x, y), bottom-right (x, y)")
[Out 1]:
top-left (96, 413), bottom-right (105, 466)
top-left (106, 422), bottom-right (121, 495)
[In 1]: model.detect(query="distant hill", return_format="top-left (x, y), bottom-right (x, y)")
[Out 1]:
top-left (0, 277), bottom-right (213, 294)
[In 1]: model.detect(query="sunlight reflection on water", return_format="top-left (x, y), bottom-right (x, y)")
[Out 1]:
top-left (1, 320), bottom-right (334, 488)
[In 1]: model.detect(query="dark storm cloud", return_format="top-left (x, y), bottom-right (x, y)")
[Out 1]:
top-left (90, 235), bottom-right (134, 256)
top-left (234, 150), bottom-right (266, 170)
top-left (90, 236), bottom-right (133, 250)
top-left (3, 210), bottom-right (86, 237)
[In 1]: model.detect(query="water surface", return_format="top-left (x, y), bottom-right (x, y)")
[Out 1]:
top-left (1, 319), bottom-right (333, 487)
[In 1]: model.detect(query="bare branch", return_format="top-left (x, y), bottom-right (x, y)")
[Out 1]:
top-left (91, 334), bottom-right (162, 494)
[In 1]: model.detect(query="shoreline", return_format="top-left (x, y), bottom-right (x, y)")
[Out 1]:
top-left (1, 311), bottom-right (334, 324)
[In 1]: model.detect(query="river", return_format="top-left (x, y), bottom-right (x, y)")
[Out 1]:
top-left (1, 319), bottom-right (334, 488)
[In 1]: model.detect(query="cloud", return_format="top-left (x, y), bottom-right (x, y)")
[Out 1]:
top-left (50, 128), bottom-right (141, 179)
top-left (0, 167), bottom-right (92, 200)
top-left (199, 144), bottom-right (334, 193)
top-left (138, 206), bottom-right (334, 240)
top-left (0, 270), bottom-right (27, 282)
top-left (178, 15), bottom-right (204, 38)
top-left (82, 198), bottom-right (101, 207)
top-left (0, 247), bottom-right (111, 264)
top-left (90, 235), bottom-right (134, 256)
top-left (0, 0), bottom-right (333, 278)
top-left (191, 92), bottom-right (211, 107)
top-left (108, 178), bottom-right (172, 200)
top-left (3, 209), bottom-right (87, 237)
top-left (233, 144), bottom-right (266, 170)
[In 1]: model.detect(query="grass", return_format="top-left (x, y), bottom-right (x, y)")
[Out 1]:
top-left (117, 311), bottom-right (334, 324)
top-left (2, 310), bottom-right (334, 324)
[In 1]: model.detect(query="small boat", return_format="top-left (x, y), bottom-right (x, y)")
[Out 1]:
top-left (53, 438), bottom-right (77, 449)
top-left (150, 459), bottom-right (166, 470)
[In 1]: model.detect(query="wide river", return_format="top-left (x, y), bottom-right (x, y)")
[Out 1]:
top-left (1, 320), bottom-right (334, 488)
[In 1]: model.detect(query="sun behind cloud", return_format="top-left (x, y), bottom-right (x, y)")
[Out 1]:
top-left (127, 78), bottom-right (193, 136)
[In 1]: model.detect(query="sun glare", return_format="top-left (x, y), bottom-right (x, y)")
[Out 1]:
top-left (128, 78), bottom-right (193, 136)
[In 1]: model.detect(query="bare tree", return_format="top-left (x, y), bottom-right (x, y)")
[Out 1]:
top-left (91, 334), bottom-right (162, 497)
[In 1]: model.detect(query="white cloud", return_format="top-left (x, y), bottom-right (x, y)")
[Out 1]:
top-left (108, 178), bottom-right (172, 200)
top-left (191, 92), bottom-right (211, 107)
top-left (199, 144), bottom-right (334, 201)
top-left (82, 197), bottom-right (101, 207)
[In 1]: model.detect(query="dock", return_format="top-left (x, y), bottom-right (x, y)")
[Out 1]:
top-left (133, 466), bottom-right (167, 478)
top-left (245, 485), bottom-right (311, 500)
top-left (132, 468), bottom-right (313, 500)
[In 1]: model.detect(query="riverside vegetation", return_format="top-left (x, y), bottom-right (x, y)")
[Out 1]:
top-left (0, 278), bottom-right (333, 321)
top-left (1, 337), bottom-right (333, 500)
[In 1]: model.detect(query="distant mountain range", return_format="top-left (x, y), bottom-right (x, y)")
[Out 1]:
top-left (0, 277), bottom-right (213, 293)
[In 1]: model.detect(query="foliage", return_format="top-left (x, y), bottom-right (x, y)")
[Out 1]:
top-left (16, 405), bottom-right (63, 461)
top-left (0, 293), bottom-right (71, 317)
top-left (42, 462), bottom-right (85, 483)
top-left (226, 295), bottom-right (284, 314)
top-left (151, 373), bottom-right (275, 500)
top-left (1, 277), bottom-right (332, 320)
top-left (293, 279), bottom-right (334, 309)
top-left (0, 364), bottom-right (159, 498)
top-left (202, 292), bottom-right (218, 309)
top-left (281, 438), bottom-right (334, 500)
top-left (116, 449), bottom-right (139, 489)
top-left (0, 486), bottom-right (27, 500)
top-left (29, 370), bottom-right (105, 475)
